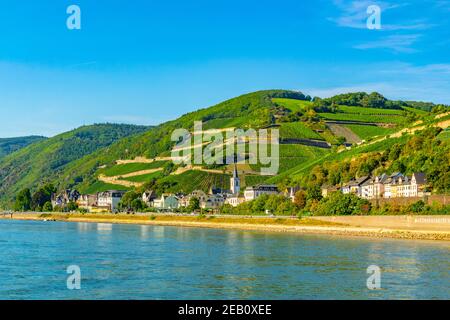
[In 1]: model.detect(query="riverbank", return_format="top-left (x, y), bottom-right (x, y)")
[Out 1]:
top-left (3, 212), bottom-right (450, 241)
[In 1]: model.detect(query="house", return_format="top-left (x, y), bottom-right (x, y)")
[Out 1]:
top-left (97, 190), bottom-right (126, 212)
top-left (201, 194), bottom-right (225, 209)
top-left (225, 195), bottom-right (246, 207)
top-left (77, 194), bottom-right (97, 211)
top-left (320, 172), bottom-right (429, 200)
top-left (361, 173), bottom-right (388, 199)
top-left (384, 173), bottom-right (405, 198)
top-left (178, 190), bottom-right (208, 208)
top-left (410, 172), bottom-right (428, 197)
top-left (178, 194), bottom-right (190, 208)
top-left (142, 190), bottom-right (157, 207)
top-left (209, 186), bottom-right (225, 195)
top-left (244, 185), bottom-right (279, 201)
top-left (385, 172), bottom-right (428, 198)
top-left (153, 194), bottom-right (179, 210)
top-left (51, 189), bottom-right (80, 208)
top-left (341, 176), bottom-right (369, 197)
top-left (321, 185), bottom-right (340, 198)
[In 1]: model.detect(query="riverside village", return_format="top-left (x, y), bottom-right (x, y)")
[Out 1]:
top-left (51, 164), bottom-right (431, 214)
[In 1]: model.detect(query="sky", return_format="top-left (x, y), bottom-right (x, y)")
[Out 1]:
top-left (0, 0), bottom-right (449, 137)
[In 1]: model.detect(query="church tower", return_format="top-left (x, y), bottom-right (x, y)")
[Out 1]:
top-left (230, 163), bottom-right (240, 195)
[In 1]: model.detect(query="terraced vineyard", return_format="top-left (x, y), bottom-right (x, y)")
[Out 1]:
top-left (100, 161), bottom-right (168, 177)
top-left (279, 122), bottom-right (324, 140)
top-left (272, 98), bottom-right (312, 112)
top-left (344, 124), bottom-right (396, 140)
top-left (318, 112), bottom-right (406, 124)
top-left (336, 105), bottom-right (406, 115)
top-left (120, 171), bottom-right (165, 183)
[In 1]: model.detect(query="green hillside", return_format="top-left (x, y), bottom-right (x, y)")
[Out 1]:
top-left (46, 90), bottom-right (315, 195)
top-left (0, 124), bottom-right (149, 206)
top-left (1, 90), bottom-right (448, 209)
top-left (0, 136), bottom-right (46, 160)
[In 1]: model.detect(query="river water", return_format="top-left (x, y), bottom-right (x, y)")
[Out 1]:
top-left (0, 220), bottom-right (448, 299)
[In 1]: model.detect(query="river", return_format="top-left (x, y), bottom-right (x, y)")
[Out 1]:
top-left (0, 220), bottom-right (448, 299)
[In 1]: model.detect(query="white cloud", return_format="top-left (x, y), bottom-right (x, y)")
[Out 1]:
top-left (305, 81), bottom-right (450, 104)
top-left (303, 61), bottom-right (450, 104)
top-left (353, 34), bottom-right (421, 53)
top-left (382, 63), bottom-right (450, 74)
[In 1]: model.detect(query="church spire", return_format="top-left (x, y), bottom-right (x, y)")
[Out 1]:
top-left (233, 162), bottom-right (238, 179)
top-left (230, 160), bottom-right (240, 195)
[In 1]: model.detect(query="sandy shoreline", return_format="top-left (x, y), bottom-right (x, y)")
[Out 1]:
top-left (2, 213), bottom-right (450, 241)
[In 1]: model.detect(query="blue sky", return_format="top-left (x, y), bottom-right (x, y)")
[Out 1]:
top-left (0, 0), bottom-right (449, 137)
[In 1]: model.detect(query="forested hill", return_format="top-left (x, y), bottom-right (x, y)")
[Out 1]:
top-left (0, 90), bottom-right (448, 208)
top-left (0, 136), bottom-right (46, 160)
top-left (0, 123), bottom-right (149, 206)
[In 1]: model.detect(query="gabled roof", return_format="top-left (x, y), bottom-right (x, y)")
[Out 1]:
top-left (143, 190), bottom-right (157, 199)
top-left (412, 172), bottom-right (427, 184)
top-left (348, 176), bottom-right (369, 187)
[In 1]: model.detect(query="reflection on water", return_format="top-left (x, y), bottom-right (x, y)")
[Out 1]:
top-left (0, 220), bottom-right (448, 300)
top-left (77, 222), bottom-right (90, 233)
top-left (96, 223), bottom-right (113, 233)
top-left (140, 225), bottom-right (150, 239)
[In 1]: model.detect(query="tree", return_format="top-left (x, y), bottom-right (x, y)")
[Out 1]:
top-left (118, 191), bottom-right (140, 211)
top-left (362, 92), bottom-right (387, 108)
top-left (14, 188), bottom-right (32, 212)
top-left (188, 197), bottom-right (200, 212)
top-left (294, 190), bottom-right (307, 209)
top-left (306, 185), bottom-right (323, 201)
top-left (42, 201), bottom-right (53, 212)
top-left (67, 201), bottom-right (78, 212)
top-left (336, 136), bottom-right (347, 146)
top-left (408, 200), bottom-right (426, 213)
top-left (220, 203), bottom-right (233, 214)
top-left (314, 192), bottom-right (371, 216)
top-left (31, 184), bottom-right (56, 211)
top-left (131, 199), bottom-right (146, 212)
top-left (251, 194), bottom-right (269, 213)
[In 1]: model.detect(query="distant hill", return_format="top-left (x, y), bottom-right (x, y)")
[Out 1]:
top-left (0, 136), bottom-right (46, 160)
top-left (0, 124), bottom-right (149, 206)
top-left (0, 90), bottom-right (448, 208)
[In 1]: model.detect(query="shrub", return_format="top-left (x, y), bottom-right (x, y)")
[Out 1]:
top-left (42, 201), bottom-right (53, 212)
top-left (313, 192), bottom-right (371, 216)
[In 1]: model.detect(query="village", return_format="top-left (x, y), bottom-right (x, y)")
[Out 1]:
top-left (51, 162), bottom-right (430, 213)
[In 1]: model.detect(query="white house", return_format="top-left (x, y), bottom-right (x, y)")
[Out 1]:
top-left (97, 190), bottom-right (126, 212)
top-left (77, 194), bottom-right (97, 211)
top-left (385, 172), bottom-right (428, 198)
top-left (153, 194), bottom-right (179, 210)
top-left (244, 185), bottom-right (279, 201)
top-left (361, 174), bottom-right (388, 199)
top-left (225, 195), bottom-right (246, 207)
top-left (409, 172), bottom-right (427, 197)
top-left (341, 176), bottom-right (369, 197)
top-left (142, 190), bottom-right (157, 207)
